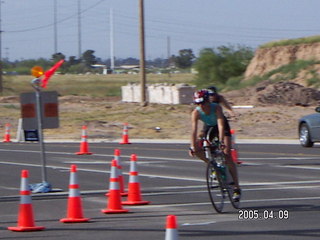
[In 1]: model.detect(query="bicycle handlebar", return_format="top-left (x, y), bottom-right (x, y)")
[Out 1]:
top-left (203, 138), bottom-right (225, 151)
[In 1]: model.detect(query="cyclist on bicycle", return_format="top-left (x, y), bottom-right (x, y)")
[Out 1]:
top-left (207, 85), bottom-right (235, 165)
top-left (207, 85), bottom-right (236, 118)
top-left (189, 89), bottom-right (241, 201)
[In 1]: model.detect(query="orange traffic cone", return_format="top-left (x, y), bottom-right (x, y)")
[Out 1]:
top-left (230, 129), bottom-right (242, 164)
top-left (165, 215), bottom-right (179, 240)
top-left (8, 170), bottom-right (45, 232)
top-left (102, 160), bottom-right (129, 214)
top-left (119, 123), bottom-right (131, 144)
top-left (106, 149), bottom-right (127, 196)
top-left (114, 149), bottom-right (127, 196)
top-left (60, 165), bottom-right (90, 223)
top-left (76, 125), bottom-right (93, 155)
top-left (3, 123), bottom-right (12, 143)
top-left (122, 154), bottom-right (150, 205)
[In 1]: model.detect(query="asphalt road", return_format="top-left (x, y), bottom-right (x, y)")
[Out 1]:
top-left (0, 142), bottom-right (319, 240)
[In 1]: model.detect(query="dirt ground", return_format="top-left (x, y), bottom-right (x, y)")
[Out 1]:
top-left (61, 96), bottom-right (317, 140)
top-left (0, 86), bottom-right (317, 141)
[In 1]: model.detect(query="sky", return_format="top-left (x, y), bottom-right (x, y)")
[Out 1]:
top-left (1, 0), bottom-right (320, 61)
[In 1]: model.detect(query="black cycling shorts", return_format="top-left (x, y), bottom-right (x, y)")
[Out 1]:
top-left (203, 116), bottom-right (231, 141)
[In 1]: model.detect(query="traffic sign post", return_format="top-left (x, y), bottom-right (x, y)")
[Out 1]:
top-left (34, 79), bottom-right (49, 192)
top-left (20, 62), bottom-right (64, 193)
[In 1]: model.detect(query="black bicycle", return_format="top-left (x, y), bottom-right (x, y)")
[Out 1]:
top-left (204, 129), bottom-right (240, 213)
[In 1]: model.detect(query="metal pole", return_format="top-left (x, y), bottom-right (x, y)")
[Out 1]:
top-left (110, 8), bottom-right (115, 71)
top-left (167, 36), bottom-right (171, 79)
top-left (139, 0), bottom-right (146, 105)
top-left (54, 0), bottom-right (58, 54)
top-left (78, 0), bottom-right (82, 59)
top-left (0, 0), bottom-right (3, 93)
top-left (35, 88), bottom-right (47, 183)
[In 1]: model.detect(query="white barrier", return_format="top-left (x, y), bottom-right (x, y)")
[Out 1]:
top-left (121, 83), bottom-right (196, 104)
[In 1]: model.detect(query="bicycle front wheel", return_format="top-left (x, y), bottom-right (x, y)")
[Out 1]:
top-left (225, 171), bottom-right (241, 209)
top-left (206, 161), bottom-right (225, 213)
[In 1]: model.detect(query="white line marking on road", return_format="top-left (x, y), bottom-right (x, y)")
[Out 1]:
top-left (241, 196), bottom-right (320, 203)
top-left (1, 160), bottom-right (320, 186)
top-left (0, 148), bottom-right (318, 165)
top-left (0, 148), bottom-right (199, 162)
top-left (145, 185), bottom-right (320, 195)
top-left (182, 221), bottom-right (217, 226)
top-left (124, 196), bottom-right (320, 209)
top-left (244, 157), bottom-right (320, 160)
top-left (277, 165), bottom-right (320, 170)
top-left (240, 180), bottom-right (320, 186)
top-left (63, 160), bottom-right (166, 165)
top-left (64, 161), bottom-right (108, 164)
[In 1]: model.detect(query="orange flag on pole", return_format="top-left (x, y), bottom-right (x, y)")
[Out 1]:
top-left (41, 59), bottom-right (64, 88)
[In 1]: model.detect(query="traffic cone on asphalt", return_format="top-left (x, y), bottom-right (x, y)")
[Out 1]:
top-left (60, 165), bottom-right (90, 223)
top-left (8, 170), bottom-right (45, 232)
top-left (106, 149), bottom-right (127, 196)
top-left (102, 160), bottom-right (129, 214)
top-left (165, 215), bottom-right (179, 240)
top-left (122, 154), bottom-right (150, 205)
top-left (230, 129), bottom-right (242, 164)
top-left (114, 148), bottom-right (127, 196)
top-left (119, 123), bottom-right (131, 144)
top-left (3, 123), bottom-right (12, 143)
top-left (76, 125), bottom-right (93, 155)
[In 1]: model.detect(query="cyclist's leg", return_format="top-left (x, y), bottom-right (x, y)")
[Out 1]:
top-left (223, 119), bottom-right (241, 202)
top-left (199, 123), bottom-right (206, 139)
top-left (194, 140), bottom-right (208, 163)
top-left (224, 135), bottom-right (240, 189)
top-left (224, 117), bottom-right (240, 187)
top-left (194, 125), bottom-right (212, 163)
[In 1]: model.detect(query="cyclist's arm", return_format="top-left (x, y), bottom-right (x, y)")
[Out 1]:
top-left (190, 109), bottom-right (199, 153)
top-left (216, 105), bottom-right (225, 143)
top-left (219, 95), bottom-right (236, 117)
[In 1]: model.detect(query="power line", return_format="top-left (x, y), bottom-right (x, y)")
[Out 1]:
top-left (4, 0), bottom-right (106, 33)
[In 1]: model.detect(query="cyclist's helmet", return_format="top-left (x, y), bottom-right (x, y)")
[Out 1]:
top-left (207, 86), bottom-right (218, 96)
top-left (193, 90), bottom-right (209, 104)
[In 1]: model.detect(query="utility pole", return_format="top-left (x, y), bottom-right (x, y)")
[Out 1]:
top-left (0, 0), bottom-right (3, 93)
top-left (77, 0), bottom-right (82, 59)
top-left (54, 0), bottom-right (58, 54)
top-left (4, 47), bottom-right (8, 60)
top-left (109, 8), bottom-right (115, 71)
top-left (139, 0), bottom-right (146, 105)
top-left (167, 36), bottom-right (171, 79)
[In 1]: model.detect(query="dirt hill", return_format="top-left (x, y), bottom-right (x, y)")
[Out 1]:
top-left (224, 81), bottom-right (320, 107)
top-left (244, 42), bottom-right (320, 79)
top-left (224, 40), bottom-right (320, 107)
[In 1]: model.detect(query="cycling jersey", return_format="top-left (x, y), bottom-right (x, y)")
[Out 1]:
top-left (196, 103), bottom-right (218, 126)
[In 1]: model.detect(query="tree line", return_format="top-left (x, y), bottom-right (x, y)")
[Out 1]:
top-left (2, 45), bottom-right (254, 89)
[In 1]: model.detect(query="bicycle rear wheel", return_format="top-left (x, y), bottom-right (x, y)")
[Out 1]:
top-left (206, 161), bottom-right (225, 213)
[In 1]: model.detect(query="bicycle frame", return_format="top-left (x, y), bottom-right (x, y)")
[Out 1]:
top-left (203, 139), bottom-right (229, 188)
top-left (203, 127), bottom-right (239, 212)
